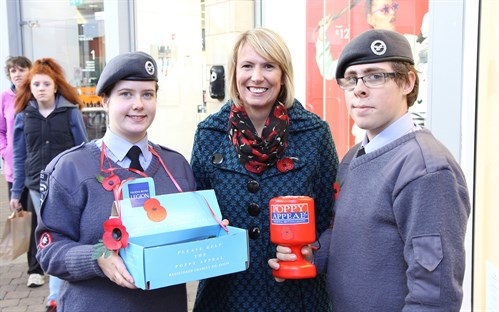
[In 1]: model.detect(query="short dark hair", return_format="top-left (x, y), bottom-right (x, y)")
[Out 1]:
top-left (4, 56), bottom-right (32, 79)
top-left (391, 62), bottom-right (419, 108)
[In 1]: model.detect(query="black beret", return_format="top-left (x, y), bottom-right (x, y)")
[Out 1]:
top-left (335, 29), bottom-right (414, 78)
top-left (96, 51), bottom-right (158, 95)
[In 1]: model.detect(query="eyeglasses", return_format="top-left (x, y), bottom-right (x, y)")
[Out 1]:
top-left (336, 72), bottom-right (397, 91)
top-left (372, 2), bottom-right (399, 15)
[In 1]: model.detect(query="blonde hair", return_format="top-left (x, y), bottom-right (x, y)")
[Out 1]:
top-left (227, 28), bottom-right (295, 108)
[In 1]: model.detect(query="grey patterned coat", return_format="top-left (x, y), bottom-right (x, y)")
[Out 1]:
top-left (191, 100), bottom-right (338, 312)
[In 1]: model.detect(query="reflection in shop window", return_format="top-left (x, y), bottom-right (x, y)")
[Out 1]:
top-left (306, 0), bottom-right (428, 157)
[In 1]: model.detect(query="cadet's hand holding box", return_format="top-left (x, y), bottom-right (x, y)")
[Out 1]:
top-left (115, 177), bottom-right (249, 290)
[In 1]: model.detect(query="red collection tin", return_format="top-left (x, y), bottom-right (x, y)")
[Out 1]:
top-left (269, 196), bottom-right (316, 279)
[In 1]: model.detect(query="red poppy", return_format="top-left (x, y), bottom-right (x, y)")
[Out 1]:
top-left (143, 198), bottom-right (167, 222)
top-left (333, 181), bottom-right (340, 201)
top-left (102, 218), bottom-right (129, 250)
top-left (143, 198), bottom-right (160, 211)
top-left (102, 174), bottom-right (121, 192)
top-left (245, 161), bottom-right (266, 174)
top-left (277, 158), bottom-right (294, 172)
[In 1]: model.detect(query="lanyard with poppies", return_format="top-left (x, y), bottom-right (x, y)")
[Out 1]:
top-left (97, 142), bottom-right (228, 254)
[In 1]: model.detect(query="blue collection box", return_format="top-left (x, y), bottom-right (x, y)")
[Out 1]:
top-left (115, 178), bottom-right (249, 290)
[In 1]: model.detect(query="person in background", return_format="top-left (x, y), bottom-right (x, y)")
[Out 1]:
top-left (191, 28), bottom-right (338, 311)
top-left (35, 52), bottom-right (197, 311)
top-left (0, 56), bottom-right (39, 285)
top-left (1, 57), bottom-right (32, 193)
top-left (10, 57), bottom-right (88, 312)
top-left (269, 29), bottom-right (470, 311)
top-left (316, 0), bottom-right (428, 130)
top-left (316, 0), bottom-right (422, 80)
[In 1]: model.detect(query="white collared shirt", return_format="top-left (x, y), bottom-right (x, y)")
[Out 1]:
top-left (360, 113), bottom-right (422, 154)
top-left (95, 129), bottom-right (152, 169)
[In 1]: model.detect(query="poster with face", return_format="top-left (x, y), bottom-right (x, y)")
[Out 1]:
top-left (306, 0), bottom-right (428, 158)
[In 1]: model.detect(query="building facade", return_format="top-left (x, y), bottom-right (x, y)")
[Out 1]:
top-left (1, 0), bottom-right (497, 310)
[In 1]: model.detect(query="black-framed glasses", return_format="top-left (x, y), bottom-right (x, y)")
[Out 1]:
top-left (336, 72), bottom-right (397, 91)
top-left (373, 2), bottom-right (399, 15)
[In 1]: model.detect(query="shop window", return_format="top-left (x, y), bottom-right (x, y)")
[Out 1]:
top-left (306, 0), bottom-right (429, 158)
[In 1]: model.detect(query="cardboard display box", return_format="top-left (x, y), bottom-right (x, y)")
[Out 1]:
top-left (116, 178), bottom-right (249, 290)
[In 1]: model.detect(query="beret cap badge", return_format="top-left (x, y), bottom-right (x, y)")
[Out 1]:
top-left (370, 40), bottom-right (387, 56)
top-left (145, 60), bottom-right (155, 76)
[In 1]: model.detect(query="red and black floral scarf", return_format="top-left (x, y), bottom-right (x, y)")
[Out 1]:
top-left (228, 101), bottom-right (289, 174)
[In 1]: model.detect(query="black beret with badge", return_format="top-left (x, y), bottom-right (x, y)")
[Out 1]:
top-left (96, 51), bottom-right (158, 95)
top-left (335, 29), bottom-right (414, 79)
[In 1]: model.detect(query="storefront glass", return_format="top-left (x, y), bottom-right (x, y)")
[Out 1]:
top-left (20, 0), bottom-right (104, 99)
top-left (135, 0), bottom-right (204, 157)
top-left (20, 0), bottom-right (106, 139)
top-left (307, 0), bottom-right (428, 157)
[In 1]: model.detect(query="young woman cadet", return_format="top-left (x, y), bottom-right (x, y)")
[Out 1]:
top-left (191, 28), bottom-right (339, 311)
top-left (35, 52), bottom-right (196, 311)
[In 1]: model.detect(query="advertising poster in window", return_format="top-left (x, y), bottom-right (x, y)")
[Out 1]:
top-left (306, 0), bottom-right (428, 158)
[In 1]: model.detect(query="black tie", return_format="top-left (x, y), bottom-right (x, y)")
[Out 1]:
top-left (127, 145), bottom-right (144, 171)
top-left (356, 146), bottom-right (366, 157)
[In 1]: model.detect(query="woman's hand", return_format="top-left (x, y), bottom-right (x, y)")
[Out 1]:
top-left (97, 252), bottom-right (137, 289)
top-left (9, 198), bottom-right (22, 212)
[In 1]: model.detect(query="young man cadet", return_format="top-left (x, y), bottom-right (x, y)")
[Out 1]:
top-left (270, 29), bottom-right (470, 311)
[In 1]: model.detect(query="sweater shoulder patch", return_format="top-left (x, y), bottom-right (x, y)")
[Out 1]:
top-left (40, 143), bottom-right (87, 209)
top-left (414, 132), bottom-right (452, 173)
top-left (155, 144), bottom-right (182, 155)
top-left (43, 143), bottom-right (86, 172)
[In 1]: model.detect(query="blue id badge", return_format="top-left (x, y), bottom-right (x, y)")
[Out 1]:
top-left (122, 177), bottom-right (156, 208)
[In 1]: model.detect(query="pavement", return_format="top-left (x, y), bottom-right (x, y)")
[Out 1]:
top-left (0, 174), bottom-right (198, 311)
